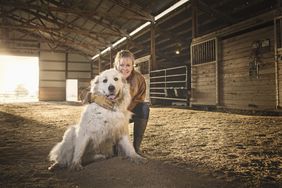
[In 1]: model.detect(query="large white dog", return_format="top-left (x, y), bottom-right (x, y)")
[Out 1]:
top-left (48, 69), bottom-right (145, 171)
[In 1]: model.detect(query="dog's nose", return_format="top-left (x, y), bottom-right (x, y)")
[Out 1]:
top-left (108, 85), bottom-right (115, 92)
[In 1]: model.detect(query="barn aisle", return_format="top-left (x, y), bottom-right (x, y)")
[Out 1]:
top-left (0, 102), bottom-right (281, 187)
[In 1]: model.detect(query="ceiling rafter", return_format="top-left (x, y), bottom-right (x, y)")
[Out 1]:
top-left (1, 24), bottom-right (95, 56)
top-left (39, 0), bottom-right (143, 39)
top-left (109, 0), bottom-right (154, 21)
top-left (1, 1), bottom-right (126, 38)
top-left (18, 9), bottom-right (109, 46)
top-left (0, 0), bottom-right (278, 65)
top-left (126, 38), bottom-right (176, 63)
top-left (3, 15), bottom-right (98, 55)
top-left (197, 0), bottom-right (235, 24)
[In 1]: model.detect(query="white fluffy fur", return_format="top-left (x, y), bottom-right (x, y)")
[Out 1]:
top-left (48, 69), bottom-right (144, 171)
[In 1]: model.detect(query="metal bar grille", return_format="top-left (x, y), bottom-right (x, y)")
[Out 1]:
top-left (191, 38), bottom-right (216, 65)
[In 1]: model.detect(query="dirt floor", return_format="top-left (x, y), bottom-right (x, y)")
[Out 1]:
top-left (0, 102), bottom-right (281, 188)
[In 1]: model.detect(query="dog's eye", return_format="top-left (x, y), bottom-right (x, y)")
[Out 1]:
top-left (103, 79), bottom-right (107, 83)
top-left (114, 77), bottom-right (118, 81)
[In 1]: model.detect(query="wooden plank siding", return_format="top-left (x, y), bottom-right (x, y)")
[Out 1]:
top-left (278, 54), bottom-right (282, 108)
top-left (220, 26), bottom-right (276, 110)
top-left (191, 62), bottom-right (216, 105)
top-left (190, 37), bottom-right (218, 106)
top-left (39, 48), bottom-right (92, 101)
top-left (39, 51), bottom-right (66, 101)
top-left (39, 87), bottom-right (66, 101)
top-left (67, 54), bottom-right (92, 101)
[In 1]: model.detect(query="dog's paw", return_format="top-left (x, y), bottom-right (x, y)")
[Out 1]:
top-left (48, 162), bottom-right (62, 171)
top-left (92, 154), bottom-right (107, 161)
top-left (128, 154), bottom-right (148, 164)
top-left (70, 163), bottom-right (84, 171)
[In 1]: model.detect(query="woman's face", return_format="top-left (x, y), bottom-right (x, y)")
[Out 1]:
top-left (117, 57), bottom-right (133, 79)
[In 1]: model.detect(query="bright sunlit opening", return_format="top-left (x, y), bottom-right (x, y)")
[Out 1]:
top-left (66, 79), bottom-right (78, 101)
top-left (0, 55), bottom-right (39, 103)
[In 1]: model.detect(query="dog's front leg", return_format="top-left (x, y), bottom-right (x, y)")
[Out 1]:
top-left (71, 133), bottom-right (89, 171)
top-left (118, 135), bottom-right (147, 164)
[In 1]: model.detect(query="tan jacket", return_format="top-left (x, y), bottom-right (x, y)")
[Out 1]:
top-left (127, 70), bottom-right (146, 111)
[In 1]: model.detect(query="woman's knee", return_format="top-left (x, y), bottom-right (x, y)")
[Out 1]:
top-left (133, 102), bottom-right (150, 119)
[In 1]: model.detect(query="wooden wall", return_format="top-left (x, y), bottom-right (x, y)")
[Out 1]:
top-left (220, 26), bottom-right (276, 110)
top-left (190, 38), bottom-right (218, 106)
top-left (277, 50), bottom-right (282, 108)
top-left (190, 11), bottom-right (279, 111)
top-left (67, 53), bottom-right (92, 96)
top-left (191, 62), bottom-right (216, 105)
top-left (39, 48), bottom-right (66, 101)
top-left (39, 44), bottom-right (92, 101)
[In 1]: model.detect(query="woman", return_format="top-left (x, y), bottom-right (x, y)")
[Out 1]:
top-left (89, 50), bottom-right (150, 154)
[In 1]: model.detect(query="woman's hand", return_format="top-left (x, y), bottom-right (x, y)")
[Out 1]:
top-left (91, 94), bottom-right (114, 110)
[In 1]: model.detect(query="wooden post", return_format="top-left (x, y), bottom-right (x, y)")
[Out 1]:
top-left (90, 59), bottom-right (94, 79)
top-left (126, 37), bottom-right (130, 49)
top-left (274, 17), bottom-right (280, 108)
top-left (190, 42), bottom-right (194, 107)
top-left (190, 0), bottom-right (198, 107)
top-left (109, 46), bottom-right (112, 68)
top-left (65, 52), bottom-right (68, 101)
top-left (150, 20), bottom-right (156, 70)
top-left (192, 0), bottom-right (198, 38)
top-left (215, 38), bottom-right (220, 106)
top-left (65, 52), bottom-right (68, 79)
top-left (98, 53), bottom-right (101, 73)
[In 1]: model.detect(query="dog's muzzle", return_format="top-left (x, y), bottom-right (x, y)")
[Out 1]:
top-left (108, 85), bottom-right (115, 92)
top-left (107, 85), bottom-right (119, 100)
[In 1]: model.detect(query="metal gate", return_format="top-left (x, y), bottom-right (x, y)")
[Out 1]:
top-left (150, 66), bottom-right (188, 104)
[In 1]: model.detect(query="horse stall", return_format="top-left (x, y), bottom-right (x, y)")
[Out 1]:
top-left (190, 11), bottom-right (282, 112)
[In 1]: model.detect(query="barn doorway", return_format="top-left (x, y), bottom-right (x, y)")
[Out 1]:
top-left (66, 79), bottom-right (78, 101)
top-left (0, 55), bottom-right (39, 103)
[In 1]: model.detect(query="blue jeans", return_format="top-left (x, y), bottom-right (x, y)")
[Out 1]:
top-left (131, 102), bottom-right (150, 121)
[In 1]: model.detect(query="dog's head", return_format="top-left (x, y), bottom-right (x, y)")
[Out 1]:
top-left (90, 69), bottom-right (127, 101)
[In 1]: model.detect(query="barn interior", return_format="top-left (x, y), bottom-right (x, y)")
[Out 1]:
top-left (0, 0), bottom-right (282, 112)
top-left (0, 1), bottom-right (282, 187)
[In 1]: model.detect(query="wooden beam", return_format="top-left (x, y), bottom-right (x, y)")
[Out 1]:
top-left (156, 26), bottom-right (190, 45)
top-left (109, 0), bottom-right (154, 21)
top-left (150, 21), bottom-right (156, 70)
top-left (191, 0), bottom-right (198, 38)
top-left (192, 10), bottom-right (276, 43)
top-left (127, 38), bottom-right (171, 64)
top-left (65, 53), bottom-right (69, 79)
top-left (91, 59), bottom-right (94, 79)
top-left (97, 53), bottom-right (102, 73)
top-left (198, 0), bottom-right (235, 24)
top-left (2, 2), bottom-right (125, 39)
top-left (157, 3), bottom-right (191, 25)
top-left (109, 47), bottom-right (112, 68)
top-left (0, 20), bottom-right (97, 54)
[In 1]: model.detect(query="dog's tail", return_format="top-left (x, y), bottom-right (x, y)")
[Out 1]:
top-left (49, 126), bottom-right (76, 167)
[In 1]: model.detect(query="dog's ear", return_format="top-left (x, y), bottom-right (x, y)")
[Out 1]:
top-left (90, 75), bottom-right (100, 93)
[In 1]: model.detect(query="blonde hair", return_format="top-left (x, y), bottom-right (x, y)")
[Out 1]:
top-left (114, 50), bottom-right (135, 69)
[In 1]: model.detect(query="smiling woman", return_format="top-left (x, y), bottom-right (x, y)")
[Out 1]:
top-left (0, 55), bottom-right (39, 102)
